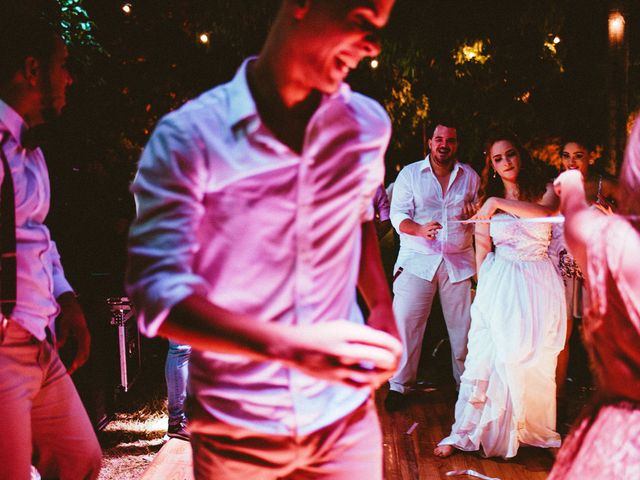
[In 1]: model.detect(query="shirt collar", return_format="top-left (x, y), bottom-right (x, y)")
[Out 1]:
top-left (0, 98), bottom-right (28, 146)
top-left (226, 57), bottom-right (259, 130)
top-left (421, 154), bottom-right (463, 176)
top-left (225, 57), bottom-right (353, 131)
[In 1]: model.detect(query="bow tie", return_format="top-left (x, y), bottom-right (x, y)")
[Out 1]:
top-left (21, 125), bottom-right (45, 150)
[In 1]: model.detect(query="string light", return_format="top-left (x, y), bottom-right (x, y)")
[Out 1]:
top-left (608, 11), bottom-right (625, 45)
top-left (454, 40), bottom-right (490, 65)
top-left (199, 33), bottom-right (210, 45)
top-left (122, 3), bottom-right (132, 14)
top-left (370, 59), bottom-right (379, 69)
top-left (544, 35), bottom-right (559, 55)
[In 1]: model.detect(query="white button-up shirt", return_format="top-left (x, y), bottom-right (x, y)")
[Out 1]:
top-left (0, 100), bottom-right (73, 340)
top-left (127, 59), bottom-right (390, 436)
top-left (390, 156), bottom-right (480, 283)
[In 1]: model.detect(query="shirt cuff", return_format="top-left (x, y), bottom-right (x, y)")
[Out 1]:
top-left (131, 279), bottom-right (208, 338)
top-left (53, 275), bottom-right (74, 298)
top-left (390, 212), bottom-right (411, 231)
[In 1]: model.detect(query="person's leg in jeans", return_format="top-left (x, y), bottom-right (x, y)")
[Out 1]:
top-left (165, 341), bottom-right (191, 439)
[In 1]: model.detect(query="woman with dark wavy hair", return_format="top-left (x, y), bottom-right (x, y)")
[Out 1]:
top-left (549, 135), bottom-right (618, 403)
top-left (435, 131), bottom-right (566, 459)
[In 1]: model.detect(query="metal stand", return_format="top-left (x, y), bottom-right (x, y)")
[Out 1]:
top-left (107, 297), bottom-right (141, 392)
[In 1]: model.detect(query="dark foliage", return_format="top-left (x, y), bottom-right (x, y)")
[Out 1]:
top-left (14, 0), bottom-right (636, 294)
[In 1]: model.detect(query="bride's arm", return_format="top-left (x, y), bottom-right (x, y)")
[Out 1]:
top-left (475, 222), bottom-right (492, 273)
top-left (474, 183), bottom-right (559, 219)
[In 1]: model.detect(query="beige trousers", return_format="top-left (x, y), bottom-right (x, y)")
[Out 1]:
top-left (190, 399), bottom-right (382, 480)
top-left (0, 321), bottom-right (102, 480)
top-left (389, 263), bottom-right (472, 392)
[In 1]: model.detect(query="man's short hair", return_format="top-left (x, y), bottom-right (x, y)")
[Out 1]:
top-left (427, 117), bottom-right (458, 138)
top-left (0, 12), bottom-right (60, 85)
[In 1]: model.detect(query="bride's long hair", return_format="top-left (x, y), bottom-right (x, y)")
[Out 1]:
top-left (478, 130), bottom-right (547, 204)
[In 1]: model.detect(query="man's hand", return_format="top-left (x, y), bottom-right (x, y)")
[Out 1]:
top-left (280, 320), bottom-right (402, 390)
top-left (462, 195), bottom-right (478, 219)
top-left (417, 220), bottom-right (442, 240)
top-left (56, 291), bottom-right (91, 375)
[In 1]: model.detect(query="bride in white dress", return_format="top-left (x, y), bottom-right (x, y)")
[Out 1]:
top-left (435, 132), bottom-right (566, 459)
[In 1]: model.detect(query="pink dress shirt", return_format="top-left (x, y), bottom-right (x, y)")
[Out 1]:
top-left (127, 59), bottom-right (391, 435)
top-left (0, 100), bottom-right (72, 340)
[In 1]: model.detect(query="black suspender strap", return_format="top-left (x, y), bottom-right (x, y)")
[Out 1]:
top-left (0, 133), bottom-right (17, 317)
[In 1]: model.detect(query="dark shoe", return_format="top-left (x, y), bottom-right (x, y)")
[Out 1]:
top-left (384, 390), bottom-right (408, 412)
top-left (167, 419), bottom-right (190, 441)
top-left (416, 379), bottom-right (438, 393)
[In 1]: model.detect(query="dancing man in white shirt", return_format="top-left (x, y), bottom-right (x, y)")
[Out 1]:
top-left (385, 120), bottom-right (479, 411)
top-left (126, 1), bottom-right (401, 478)
top-left (0, 12), bottom-right (102, 480)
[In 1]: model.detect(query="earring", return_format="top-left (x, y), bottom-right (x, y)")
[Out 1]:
top-left (492, 169), bottom-right (497, 178)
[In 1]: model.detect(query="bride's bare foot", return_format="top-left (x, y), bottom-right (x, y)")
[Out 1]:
top-left (433, 444), bottom-right (455, 457)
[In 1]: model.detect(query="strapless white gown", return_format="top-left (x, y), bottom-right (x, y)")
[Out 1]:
top-left (439, 213), bottom-right (567, 458)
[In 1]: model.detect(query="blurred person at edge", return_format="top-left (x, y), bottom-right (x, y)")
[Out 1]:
top-left (0, 11), bottom-right (101, 480)
top-left (126, 1), bottom-right (401, 479)
top-left (548, 119), bottom-right (640, 480)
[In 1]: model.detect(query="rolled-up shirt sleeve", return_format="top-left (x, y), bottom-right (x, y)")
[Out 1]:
top-left (50, 241), bottom-right (73, 298)
top-left (389, 168), bottom-right (414, 232)
top-left (126, 118), bottom-right (211, 337)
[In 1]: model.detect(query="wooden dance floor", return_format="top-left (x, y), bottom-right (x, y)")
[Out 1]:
top-left (141, 385), bottom-right (553, 480)
top-left (376, 385), bottom-right (553, 479)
